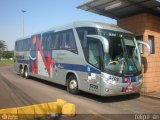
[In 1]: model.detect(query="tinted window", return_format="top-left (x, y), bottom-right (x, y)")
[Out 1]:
top-left (76, 27), bottom-right (98, 58)
top-left (55, 29), bottom-right (77, 53)
top-left (61, 30), bottom-right (76, 49)
top-left (76, 27), bottom-right (98, 48)
top-left (42, 31), bottom-right (54, 49)
top-left (58, 32), bottom-right (63, 49)
top-left (53, 33), bottom-right (59, 49)
top-left (15, 38), bottom-right (31, 51)
top-left (88, 39), bottom-right (100, 68)
top-left (42, 29), bottom-right (77, 53)
top-left (27, 38), bottom-right (32, 50)
top-left (24, 38), bottom-right (31, 51)
top-left (15, 42), bottom-right (17, 51)
top-left (31, 34), bottom-right (41, 50)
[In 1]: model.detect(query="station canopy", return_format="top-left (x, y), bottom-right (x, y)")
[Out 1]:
top-left (78, 0), bottom-right (160, 20)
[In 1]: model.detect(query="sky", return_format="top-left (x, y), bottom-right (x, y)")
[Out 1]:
top-left (0, 0), bottom-right (116, 50)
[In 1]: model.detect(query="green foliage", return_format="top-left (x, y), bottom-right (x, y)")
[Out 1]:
top-left (0, 40), bottom-right (8, 60)
top-left (0, 40), bottom-right (7, 51)
top-left (0, 60), bottom-right (14, 67)
top-left (0, 51), bottom-right (14, 60)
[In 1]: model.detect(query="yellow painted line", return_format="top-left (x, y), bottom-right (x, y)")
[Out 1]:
top-left (89, 111), bottom-right (112, 120)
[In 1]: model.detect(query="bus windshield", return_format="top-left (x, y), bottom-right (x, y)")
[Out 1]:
top-left (100, 29), bottom-right (141, 74)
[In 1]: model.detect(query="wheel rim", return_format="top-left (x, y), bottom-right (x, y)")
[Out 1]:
top-left (25, 69), bottom-right (28, 77)
top-left (69, 80), bottom-right (77, 90)
top-left (20, 68), bottom-right (23, 74)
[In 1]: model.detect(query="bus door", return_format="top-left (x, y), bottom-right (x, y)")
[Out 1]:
top-left (86, 37), bottom-right (104, 94)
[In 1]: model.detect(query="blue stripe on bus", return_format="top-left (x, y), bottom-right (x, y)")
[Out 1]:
top-left (17, 60), bottom-right (101, 74)
top-left (56, 63), bottom-right (101, 74)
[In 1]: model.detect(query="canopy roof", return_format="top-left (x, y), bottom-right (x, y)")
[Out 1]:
top-left (78, 0), bottom-right (160, 19)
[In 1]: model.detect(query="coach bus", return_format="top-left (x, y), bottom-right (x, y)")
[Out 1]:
top-left (14, 21), bottom-right (150, 96)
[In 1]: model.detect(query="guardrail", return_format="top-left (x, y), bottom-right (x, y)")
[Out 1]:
top-left (0, 99), bottom-right (76, 120)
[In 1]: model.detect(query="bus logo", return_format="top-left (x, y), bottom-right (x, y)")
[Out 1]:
top-left (87, 66), bottom-right (91, 72)
top-left (129, 65), bottom-right (133, 72)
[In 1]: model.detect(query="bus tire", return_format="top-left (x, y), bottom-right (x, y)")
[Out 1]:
top-left (67, 75), bottom-right (79, 95)
top-left (24, 66), bottom-right (30, 79)
top-left (20, 65), bottom-right (24, 77)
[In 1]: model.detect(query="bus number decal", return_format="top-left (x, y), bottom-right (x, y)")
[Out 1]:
top-left (89, 84), bottom-right (98, 89)
top-left (109, 75), bottom-right (119, 81)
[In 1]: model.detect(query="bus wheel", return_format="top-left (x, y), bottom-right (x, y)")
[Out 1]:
top-left (24, 66), bottom-right (29, 79)
top-left (67, 75), bottom-right (79, 95)
top-left (20, 66), bottom-right (24, 77)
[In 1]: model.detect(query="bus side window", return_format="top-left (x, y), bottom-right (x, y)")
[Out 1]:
top-left (65, 32), bottom-right (70, 48)
top-left (77, 30), bottom-right (87, 48)
top-left (28, 38), bottom-right (32, 50)
top-left (47, 34), bottom-right (53, 49)
top-left (17, 41), bottom-right (20, 51)
top-left (15, 42), bottom-right (18, 51)
top-left (68, 30), bottom-right (76, 49)
top-left (24, 39), bottom-right (28, 51)
top-left (87, 38), bottom-right (100, 69)
top-left (62, 32), bottom-right (66, 48)
top-left (57, 30), bottom-right (77, 53)
top-left (54, 33), bottom-right (59, 49)
top-left (58, 33), bottom-right (63, 49)
top-left (19, 40), bottom-right (24, 51)
top-left (64, 30), bottom-right (76, 49)
top-left (76, 27), bottom-right (97, 48)
top-left (31, 34), bottom-right (41, 50)
top-left (21, 40), bottom-right (24, 51)
top-left (42, 32), bottom-right (54, 50)
top-left (42, 34), bottom-right (47, 50)
top-left (50, 33), bottom-right (56, 49)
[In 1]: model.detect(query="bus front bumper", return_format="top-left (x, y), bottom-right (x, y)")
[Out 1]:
top-left (100, 82), bottom-right (142, 96)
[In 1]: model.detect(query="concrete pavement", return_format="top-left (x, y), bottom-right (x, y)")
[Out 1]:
top-left (0, 66), bottom-right (160, 120)
top-left (141, 92), bottom-right (160, 100)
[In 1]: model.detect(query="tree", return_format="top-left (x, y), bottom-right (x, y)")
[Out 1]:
top-left (0, 40), bottom-right (7, 60)
top-left (0, 40), bottom-right (7, 51)
top-left (2, 51), bottom-right (14, 60)
top-left (10, 51), bottom-right (14, 58)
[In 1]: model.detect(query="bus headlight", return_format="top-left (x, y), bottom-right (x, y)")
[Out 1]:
top-left (107, 79), bottom-right (116, 85)
top-left (102, 78), bottom-right (117, 85)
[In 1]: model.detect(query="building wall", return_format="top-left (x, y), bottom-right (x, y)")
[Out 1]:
top-left (118, 13), bottom-right (160, 93)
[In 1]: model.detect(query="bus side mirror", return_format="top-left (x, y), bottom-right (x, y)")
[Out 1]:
top-left (86, 35), bottom-right (109, 53)
top-left (137, 40), bottom-right (151, 55)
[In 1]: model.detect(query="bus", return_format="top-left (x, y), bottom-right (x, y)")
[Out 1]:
top-left (14, 21), bottom-right (150, 96)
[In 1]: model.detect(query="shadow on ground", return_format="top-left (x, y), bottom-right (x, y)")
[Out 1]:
top-left (27, 76), bottom-right (140, 103)
top-left (79, 91), bottom-right (140, 103)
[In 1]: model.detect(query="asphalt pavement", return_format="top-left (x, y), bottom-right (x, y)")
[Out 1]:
top-left (0, 66), bottom-right (160, 120)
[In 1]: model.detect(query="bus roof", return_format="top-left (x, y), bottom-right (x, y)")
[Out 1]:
top-left (73, 21), bottom-right (132, 34)
top-left (16, 21), bottom-right (132, 41)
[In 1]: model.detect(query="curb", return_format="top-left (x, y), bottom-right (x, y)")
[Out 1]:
top-left (141, 94), bottom-right (160, 101)
top-left (0, 98), bottom-right (76, 120)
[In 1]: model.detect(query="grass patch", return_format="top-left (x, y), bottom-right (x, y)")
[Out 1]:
top-left (0, 60), bottom-right (14, 67)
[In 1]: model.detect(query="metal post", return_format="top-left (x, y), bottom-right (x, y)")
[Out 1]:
top-left (21, 10), bottom-right (26, 37)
